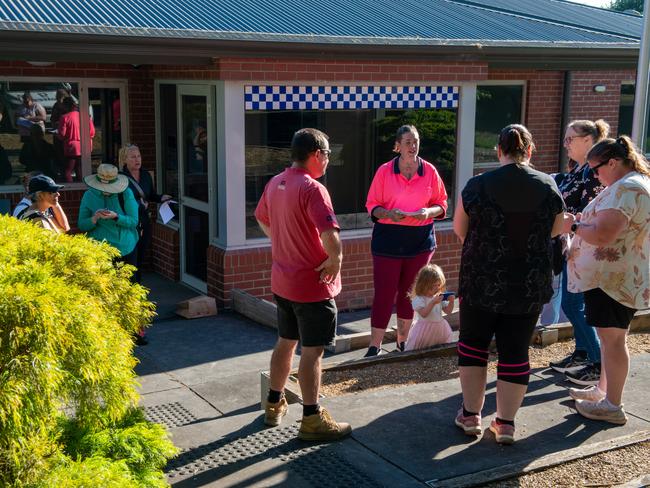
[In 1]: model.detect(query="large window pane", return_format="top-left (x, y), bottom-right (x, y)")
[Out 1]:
top-left (0, 80), bottom-right (80, 184)
top-left (474, 85), bottom-right (523, 168)
top-left (245, 108), bottom-right (457, 239)
top-left (89, 87), bottom-right (122, 171)
top-left (614, 82), bottom-right (650, 152)
top-left (181, 95), bottom-right (208, 203)
top-left (618, 83), bottom-right (634, 138)
top-left (159, 84), bottom-right (179, 200)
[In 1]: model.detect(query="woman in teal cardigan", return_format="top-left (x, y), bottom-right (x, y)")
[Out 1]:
top-left (78, 163), bottom-right (139, 265)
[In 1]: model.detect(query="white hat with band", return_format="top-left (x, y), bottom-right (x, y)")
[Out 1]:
top-left (84, 164), bottom-right (128, 194)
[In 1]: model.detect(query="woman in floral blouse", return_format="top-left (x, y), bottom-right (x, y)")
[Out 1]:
top-left (549, 119), bottom-right (608, 386)
top-left (563, 136), bottom-right (650, 425)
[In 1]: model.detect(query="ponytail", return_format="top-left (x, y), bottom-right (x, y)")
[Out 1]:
top-left (587, 135), bottom-right (650, 176)
top-left (617, 136), bottom-right (650, 176)
top-left (497, 124), bottom-right (535, 164)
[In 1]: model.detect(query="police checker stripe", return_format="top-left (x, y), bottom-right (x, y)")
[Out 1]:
top-left (245, 85), bottom-right (459, 111)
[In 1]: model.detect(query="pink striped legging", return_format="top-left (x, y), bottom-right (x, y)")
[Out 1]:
top-left (370, 251), bottom-right (434, 330)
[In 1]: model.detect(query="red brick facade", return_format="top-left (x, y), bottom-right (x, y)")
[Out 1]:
top-left (568, 70), bottom-right (636, 137)
top-left (0, 59), bottom-right (635, 309)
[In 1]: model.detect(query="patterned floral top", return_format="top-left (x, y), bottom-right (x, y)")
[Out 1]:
top-left (558, 162), bottom-right (604, 215)
top-left (568, 172), bottom-right (650, 309)
top-left (459, 164), bottom-right (565, 314)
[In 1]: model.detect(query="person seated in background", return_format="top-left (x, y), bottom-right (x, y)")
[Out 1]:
top-left (16, 91), bottom-right (46, 142)
top-left (19, 124), bottom-right (56, 179)
top-left (19, 174), bottom-right (70, 234)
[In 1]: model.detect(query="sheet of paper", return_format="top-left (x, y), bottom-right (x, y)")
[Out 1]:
top-left (158, 200), bottom-right (177, 224)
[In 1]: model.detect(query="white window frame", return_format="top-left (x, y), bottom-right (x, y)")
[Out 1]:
top-left (0, 76), bottom-right (128, 192)
top-left (152, 79), bottom-right (528, 250)
top-left (153, 80), bottom-right (224, 247)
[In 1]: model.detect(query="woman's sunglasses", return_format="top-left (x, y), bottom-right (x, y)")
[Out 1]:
top-left (589, 159), bottom-right (609, 176)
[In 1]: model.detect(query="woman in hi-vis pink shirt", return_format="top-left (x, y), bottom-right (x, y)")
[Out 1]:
top-left (364, 125), bottom-right (448, 357)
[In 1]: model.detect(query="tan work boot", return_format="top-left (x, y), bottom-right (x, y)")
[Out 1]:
top-left (264, 396), bottom-right (288, 426)
top-left (298, 407), bottom-right (352, 441)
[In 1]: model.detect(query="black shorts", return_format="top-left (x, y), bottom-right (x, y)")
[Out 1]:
top-left (584, 288), bottom-right (636, 330)
top-left (274, 294), bottom-right (337, 347)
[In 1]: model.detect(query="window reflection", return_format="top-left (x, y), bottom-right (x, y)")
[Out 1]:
top-left (90, 87), bottom-right (122, 171)
top-left (159, 84), bottom-right (179, 202)
top-left (244, 108), bottom-right (457, 239)
top-left (474, 85), bottom-right (524, 169)
top-left (0, 81), bottom-right (80, 184)
top-left (182, 95), bottom-right (209, 203)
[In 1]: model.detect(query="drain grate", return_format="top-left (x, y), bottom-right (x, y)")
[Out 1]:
top-left (145, 402), bottom-right (198, 429)
top-left (166, 424), bottom-right (380, 487)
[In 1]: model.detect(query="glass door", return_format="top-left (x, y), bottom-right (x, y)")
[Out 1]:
top-left (177, 85), bottom-right (214, 292)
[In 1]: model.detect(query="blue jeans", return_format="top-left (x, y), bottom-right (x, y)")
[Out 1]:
top-left (540, 272), bottom-right (567, 326)
top-left (561, 261), bottom-right (601, 362)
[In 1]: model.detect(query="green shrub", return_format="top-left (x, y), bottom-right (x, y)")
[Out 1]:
top-left (61, 408), bottom-right (177, 487)
top-left (0, 216), bottom-right (176, 486)
top-left (42, 456), bottom-right (138, 488)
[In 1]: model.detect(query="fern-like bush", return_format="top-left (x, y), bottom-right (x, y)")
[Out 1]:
top-left (0, 216), bottom-right (177, 486)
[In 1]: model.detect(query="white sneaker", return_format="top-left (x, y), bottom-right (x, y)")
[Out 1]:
top-left (575, 399), bottom-right (627, 425)
top-left (569, 385), bottom-right (605, 402)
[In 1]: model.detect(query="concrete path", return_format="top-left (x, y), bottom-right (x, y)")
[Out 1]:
top-left (136, 273), bottom-right (650, 487)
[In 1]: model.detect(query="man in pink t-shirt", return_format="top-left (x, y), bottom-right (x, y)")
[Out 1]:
top-left (255, 128), bottom-right (351, 441)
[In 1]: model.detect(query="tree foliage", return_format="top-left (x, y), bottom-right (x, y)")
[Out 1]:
top-left (0, 216), bottom-right (176, 486)
top-left (608, 0), bottom-right (643, 13)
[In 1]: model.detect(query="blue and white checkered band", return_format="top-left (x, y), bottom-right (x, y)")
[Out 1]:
top-left (244, 85), bottom-right (459, 111)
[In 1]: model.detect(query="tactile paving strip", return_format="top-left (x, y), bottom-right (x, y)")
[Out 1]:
top-left (166, 424), bottom-right (379, 487)
top-left (144, 402), bottom-right (198, 429)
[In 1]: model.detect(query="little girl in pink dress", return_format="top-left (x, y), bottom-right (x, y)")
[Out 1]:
top-left (405, 264), bottom-right (454, 351)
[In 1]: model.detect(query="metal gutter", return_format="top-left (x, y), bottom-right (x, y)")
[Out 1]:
top-left (0, 29), bottom-right (640, 69)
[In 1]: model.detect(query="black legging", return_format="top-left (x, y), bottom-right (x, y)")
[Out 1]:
top-left (457, 301), bottom-right (538, 385)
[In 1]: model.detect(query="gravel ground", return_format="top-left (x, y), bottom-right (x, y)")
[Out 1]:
top-left (320, 333), bottom-right (650, 397)
top-left (482, 441), bottom-right (650, 488)
top-left (321, 333), bottom-right (650, 488)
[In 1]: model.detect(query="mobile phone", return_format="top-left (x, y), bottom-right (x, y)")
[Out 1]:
top-left (442, 292), bottom-right (455, 300)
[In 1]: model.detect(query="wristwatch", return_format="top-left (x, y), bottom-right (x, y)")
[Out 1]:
top-left (570, 222), bottom-right (579, 233)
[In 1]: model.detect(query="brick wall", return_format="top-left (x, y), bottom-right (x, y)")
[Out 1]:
top-left (190, 57), bottom-right (488, 308)
top-left (206, 228), bottom-right (460, 310)
top-left (214, 58), bottom-right (489, 82)
top-left (489, 69), bottom-right (565, 174)
top-left (2, 59), bottom-right (635, 311)
top-left (568, 70), bottom-right (636, 137)
top-left (151, 221), bottom-right (180, 280)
